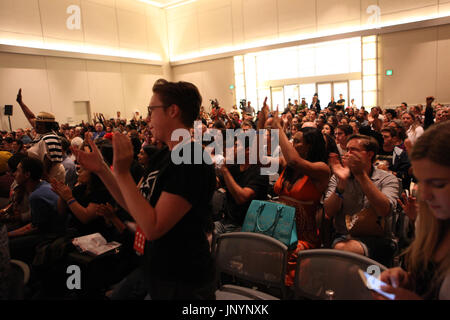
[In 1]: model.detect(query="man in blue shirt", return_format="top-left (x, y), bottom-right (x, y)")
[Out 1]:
top-left (7, 157), bottom-right (64, 262)
top-left (92, 122), bottom-right (106, 140)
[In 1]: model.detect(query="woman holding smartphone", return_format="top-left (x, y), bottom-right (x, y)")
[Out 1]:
top-left (375, 121), bottom-right (450, 300)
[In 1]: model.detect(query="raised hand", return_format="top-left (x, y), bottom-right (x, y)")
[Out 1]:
top-left (71, 132), bottom-right (106, 174)
top-left (16, 88), bottom-right (22, 104)
top-left (112, 132), bottom-right (134, 175)
top-left (257, 97), bottom-right (269, 129)
top-left (397, 192), bottom-right (418, 221)
top-left (271, 106), bottom-right (283, 130)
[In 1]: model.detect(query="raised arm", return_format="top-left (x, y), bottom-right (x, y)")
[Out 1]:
top-left (111, 132), bottom-right (192, 240)
top-left (271, 108), bottom-right (330, 191)
top-left (257, 97), bottom-right (269, 130)
top-left (16, 89), bottom-right (36, 129)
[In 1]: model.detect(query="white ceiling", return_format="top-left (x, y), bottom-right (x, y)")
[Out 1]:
top-left (138, 0), bottom-right (195, 9)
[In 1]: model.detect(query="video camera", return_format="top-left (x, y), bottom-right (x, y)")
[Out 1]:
top-left (210, 99), bottom-right (220, 109)
top-left (239, 99), bottom-right (246, 110)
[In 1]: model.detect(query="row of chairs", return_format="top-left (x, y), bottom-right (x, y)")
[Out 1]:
top-left (214, 232), bottom-right (387, 300)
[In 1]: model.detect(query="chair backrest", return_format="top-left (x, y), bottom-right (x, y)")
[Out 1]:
top-left (294, 249), bottom-right (388, 300)
top-left (214, 232), bottom-right (288, 296)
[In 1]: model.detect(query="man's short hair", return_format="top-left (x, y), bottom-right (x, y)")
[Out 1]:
top-left (20, 157), bottom-right (43, 181)
top-left (152, 78), bottom-right (202, 128)
top-left (60, 137), bottom-right (70, 153)
top-left (381, 127), bottom-right (397, 138)
top-left (346, 134), bottom-right (379, 163)
top-left (241, 120), bottom-right (253, 128)
top-left (336, 124), bottom-right (354, 136)
top-left (8, 153), bottom-right (26, 173)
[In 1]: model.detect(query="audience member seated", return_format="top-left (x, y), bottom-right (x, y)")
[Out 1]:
top-left (0, 153), bottom-right (30, 232)
top-left (50, 165), bottom-right (119, 239)
top-left (92, 122), bottom-right (106, 141)
top-left (11, 140), bottom-right (24, 155)
top-left (375, 122), bottom-right (449, 300)
top-left (7, 157), bottom-right (66, 264)
top-left (214, 136), bottom-right (269, 236)
top-left (334, 124), bottom-right (353, 156)
top-left (267, 107), bottom-right (330, 286)
top-left (401, 111), bottom-right (424, 146)
top-left (60, 138), bottom-right (77, 189)
top-left (378, 127), bottom-right (412, 190)
top-left (15, 128), bottom-right (32, 145)
top-left (324, 134), bottom-right (400, 266)
top-left (0, 151), bottom-right (13, 208)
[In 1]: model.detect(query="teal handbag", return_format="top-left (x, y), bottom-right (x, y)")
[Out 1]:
top-left (241, 200), bottom-right (298, 249)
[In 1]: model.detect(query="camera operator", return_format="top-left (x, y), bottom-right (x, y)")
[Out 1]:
top-left (239, 100), bottom-right (255, 119)
top-left (210, 99), bottom-right (226, 122)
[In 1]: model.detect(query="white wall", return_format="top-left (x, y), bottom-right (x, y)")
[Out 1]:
top-left (0, 51), bottom-right (163, 131)
top-left (0, 0), bottom-right (167, 59)
top-left (172, 57), bottom-right (235, 112)
top-left (166, 0), bottom-right (450, 60)
top-left (378, 24), bottom-right (450, 107)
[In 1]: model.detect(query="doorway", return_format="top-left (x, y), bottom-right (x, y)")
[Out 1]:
top-left (72, 101), bottom-right (91, 125)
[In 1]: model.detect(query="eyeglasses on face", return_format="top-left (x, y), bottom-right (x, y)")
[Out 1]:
top-left (147, 105), bottom-right (166, 116)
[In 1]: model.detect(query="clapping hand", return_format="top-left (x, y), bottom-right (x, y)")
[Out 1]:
top-left (96, 203), bottom-right (115, 224)
top-left (72, 132), bottom-right (106, 174)
top-left (346, 152), bottom-right (366, 176)
top-left (329, 153), bottom-right (350, 181)
top-left (50, 178), bottom-right (73, 202)
top-left (112, 132), bottom-right (134, 175)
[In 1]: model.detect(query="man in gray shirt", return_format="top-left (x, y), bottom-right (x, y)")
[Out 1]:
top-left (324, 134), bottom-right (399, 265)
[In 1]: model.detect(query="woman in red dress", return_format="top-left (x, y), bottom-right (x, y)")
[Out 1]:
top-left (267, 108), bottom-right (330, 286)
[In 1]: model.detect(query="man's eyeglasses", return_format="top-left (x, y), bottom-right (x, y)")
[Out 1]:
top-left (147, 105), bottom-right (166, 116)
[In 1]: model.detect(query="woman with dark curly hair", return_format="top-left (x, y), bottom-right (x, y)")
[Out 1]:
top-left (259, 103), bottom-right (330, 286)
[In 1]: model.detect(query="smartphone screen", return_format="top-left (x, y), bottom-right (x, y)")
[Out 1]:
top-left (358, 269), bottom-right (396, 300)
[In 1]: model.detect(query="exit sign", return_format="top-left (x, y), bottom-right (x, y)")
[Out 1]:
top-left (386, 69), bottom-right (393, 76)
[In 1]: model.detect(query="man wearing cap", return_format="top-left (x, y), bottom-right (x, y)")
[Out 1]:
top-left (16, 89), bottom-right (65, 183)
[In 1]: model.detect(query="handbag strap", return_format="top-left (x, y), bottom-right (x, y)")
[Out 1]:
top-left (256, 205), bottom-right (284, 234)
top-left (252, 203), bottom-right (265, 232)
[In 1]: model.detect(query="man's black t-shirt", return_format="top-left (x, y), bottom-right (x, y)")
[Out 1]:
top-left (140, 142), bottom-right (216, 286)
top-left (327, 101), bottom-right (336, 110)
top-left (336, 99), bottom-right (345, 111)
top-left (221, 164), bottom-right (269, 226)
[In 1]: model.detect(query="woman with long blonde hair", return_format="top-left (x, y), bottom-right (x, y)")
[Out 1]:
top-left (376, 121), bottom-right (450, 300)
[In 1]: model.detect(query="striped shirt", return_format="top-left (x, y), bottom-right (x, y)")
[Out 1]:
top-left (29, 132), bottom-right (63, 163)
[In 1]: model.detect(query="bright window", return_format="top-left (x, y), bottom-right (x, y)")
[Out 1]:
top-left (349, 80), bottom-right (362, 108)
top-left (299, 83), bottom-right (316, 106)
